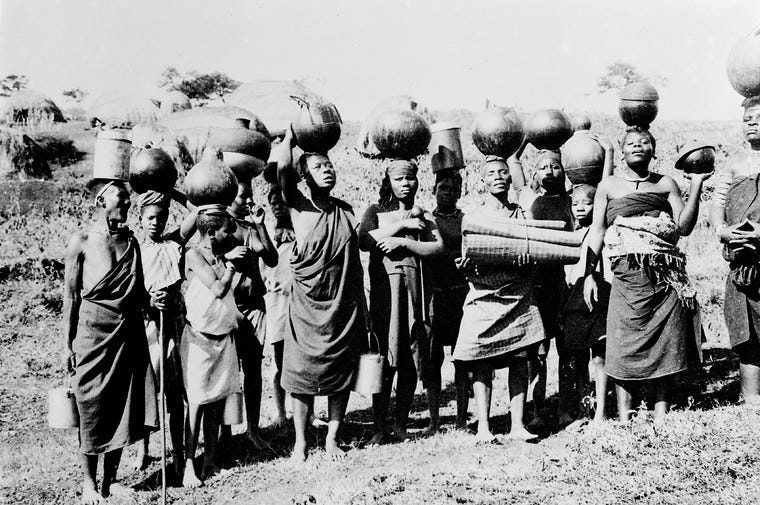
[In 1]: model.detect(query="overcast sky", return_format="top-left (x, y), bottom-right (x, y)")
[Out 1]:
top-left (1, 0), bottom-right (758, 121)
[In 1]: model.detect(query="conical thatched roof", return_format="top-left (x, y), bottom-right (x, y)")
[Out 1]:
top-left (2, 89), bottom-right (65, 123)
top-left (87, 90), bottom-right (160, 128)
top-left (226, 80), bottom-right (323, 136)
top-left (159, 90), bottom-right (191, 115)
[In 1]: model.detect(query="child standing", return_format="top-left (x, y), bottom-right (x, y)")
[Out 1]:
top-left (180, 208), bottom-right (249, 487)
top-left (559, 184), bottom-right (610, 422)
top-left (425, 170), bottom-right (470, 432)
top-left (261, 185), bottom-right (296, 426)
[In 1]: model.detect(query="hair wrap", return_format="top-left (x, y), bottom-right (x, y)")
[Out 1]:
top-left (535, 149), bottom-right (562, 165)
top-left (742, 96), bottom-right (760, 110)
top-left (385, 159), bottom-right (418, 175)
top-left (138, 190), bottom-right (170, 211)
top-left (95, 180), bottom-right (117, 200)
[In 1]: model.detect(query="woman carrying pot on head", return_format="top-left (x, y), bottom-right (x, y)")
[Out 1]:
top-left (359, 159), bottom-right (445, 444)
top-left (582, 126), bottom-right (712, 423)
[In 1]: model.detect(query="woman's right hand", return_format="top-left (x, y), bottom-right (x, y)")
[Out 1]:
top-left (720, 224), bottom-right (755, 244)
top-left (583, 275), bottom-right (597, 312)
top-left (402, 217), bottom-right (425, 232)
top-left (224, 246), bottom-right (250, 263)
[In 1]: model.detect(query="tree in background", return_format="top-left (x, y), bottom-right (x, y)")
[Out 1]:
top-left (1, 74), bottom-right (29, 96)
top-left (158, 67), bottom-right (240, 102)
top-left (597, 61), bottom-right (666, 93)
top-left (61, 88), bottom-right (88, 103)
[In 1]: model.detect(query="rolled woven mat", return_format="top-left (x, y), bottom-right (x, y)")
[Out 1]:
top-left (462, 215), bottom-right (583, 247)
top-left (462, 233), bottom-right (581, 265)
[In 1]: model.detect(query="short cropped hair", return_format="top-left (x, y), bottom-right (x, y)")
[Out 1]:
top-left (620, 126), bottom-right (656, 154)
top-left (571, 183), bottom-right (596, 200)
top-left (196, 213), bottom-right (231, 236)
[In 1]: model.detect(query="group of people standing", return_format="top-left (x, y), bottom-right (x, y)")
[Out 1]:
top-left (62, 100), bottom-right (760, 503)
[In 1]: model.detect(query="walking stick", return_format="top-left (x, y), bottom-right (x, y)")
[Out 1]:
top-left (158, 311), bottom-right (167, 505)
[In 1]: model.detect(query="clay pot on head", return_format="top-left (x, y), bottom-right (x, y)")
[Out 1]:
top-left (208, 121), bottom-right (271, 183)
top-left (184, 148), bottom-right (239, 207)
top-left (129, 145), bottom-right (178, 194)
top-left (524, 109), bottom-right (573, 150)
top-left (675, 142), bottom-right (716, 174)
top-left (371, 109), bottom-right (431, 160)
top-left (561, 132), bottom-right (605, 185)
top-left (471, 107), bottom-right (524, 158)
top-left (619, 82), bottom-right (659, 128)
top-left (727, 27), bottom-right (760, 98)
top-left (570, 113), bottom-right (591, 132)
top-left (291, 100), bottom-right (342, 154)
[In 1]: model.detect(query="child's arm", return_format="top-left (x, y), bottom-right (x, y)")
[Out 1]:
top-left (185, 248), bottom-right (238, 298)
top-left (582, 179), bottom-right (610, 311)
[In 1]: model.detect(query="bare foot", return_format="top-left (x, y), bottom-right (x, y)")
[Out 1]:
top-left (325, 438), bottom-right (346, 461)
top-left (391, 424), bottom-right (409, 442)
top-left (367, 432), bottom-right (385, 447)
top-left (201, 462), bottom-right (221, 481)
top-left (247, 430), bottom-right (269, 451)
top-left (526, 416), bottom-right (546, 433)
top-left (81, 485), bottom-right (104, 505)
top-left (474, 429), bottom-right (500, 444)
top-left (506, 427), bottom-right (539, 442)
top-left (182, 460), bottom-right (203, 488)
top-left (421, 424), bottom-right (439, 438)
top-left (557, 410), bottom-right (575, 427)
top-left (103, 483), bottom-right (134, 499)
top-left (288, 441), bottom-right (308, 466)
top-left (592, 411), bottom-right (606, 424)
top-left (272, 415), bottom-right (288, 428)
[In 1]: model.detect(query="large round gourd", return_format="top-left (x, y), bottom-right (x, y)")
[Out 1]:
top-left (561, 132), bottom-right (605, 185)
top-left (524, 109), bottom-right (573, 150)
top-left (471, 107), bottom-right (524, 158)
top-left (129, 145), bottom-right (178, 194)
top-left (184, 148), bottom-right (239, 206)
top-left (370, 109), bottom-right (431, 160)
top-left (292, 103), bottom-right (342, 154)
top-left (618, 82), bottom-right (659, 128)
top-left (727, 28), bottom-right (760, 98)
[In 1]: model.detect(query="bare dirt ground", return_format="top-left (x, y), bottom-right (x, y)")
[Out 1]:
top-left (1, 118), bottom-right (758, 504)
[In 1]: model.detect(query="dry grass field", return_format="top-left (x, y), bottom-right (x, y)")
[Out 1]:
top-left (1, 113), bottom-right (758, 505)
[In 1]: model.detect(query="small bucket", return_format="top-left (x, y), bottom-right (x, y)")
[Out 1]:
top-left (93, 129), bottom-right (132, 181)
top-left (352, 352), bottom-right (384, 397)
top-left (429, 122), bottom-right (464, 172)
top-left (223, 391), bottom-right (244, 425)
top-left (48, 384), bottom-right (79, 429)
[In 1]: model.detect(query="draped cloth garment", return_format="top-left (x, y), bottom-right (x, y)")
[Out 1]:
top-left (453, 205), bottom-right (546, 368)
top-left (723, 174), bottom-right (760, 350)
top-left (180, 259), bottom-right (242, 405)
top-left (604, 192), bottom-right (701, 381)
top-left (73, 236), bottom-right (157, 454)
top-left (281, 199), bottom-right (363, 395)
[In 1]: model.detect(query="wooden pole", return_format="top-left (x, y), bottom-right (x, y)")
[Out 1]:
top-left (158, 311), bottom-right (167, 505)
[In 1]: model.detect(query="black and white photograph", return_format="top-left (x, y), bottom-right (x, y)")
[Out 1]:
top-left (1, 1), bottom-right (760, 503)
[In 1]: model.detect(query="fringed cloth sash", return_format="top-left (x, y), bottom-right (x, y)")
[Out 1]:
top-left (604, 192), bottom-right (696, 303)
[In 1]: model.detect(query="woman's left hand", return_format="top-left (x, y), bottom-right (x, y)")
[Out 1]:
top-left (683, 170), bottom-right (714, 183)
top-left (250, 206), bottom-right (266, 225)
top-left (376, 237), bottom-right (406, 254)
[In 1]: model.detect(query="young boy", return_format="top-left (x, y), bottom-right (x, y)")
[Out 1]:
top-left (559, 184), bottom-right (610, 422)
top-left (180, 207), bottom-right (250, 487)
top-left (426, 169), bottom-right (470, 432)
top-left (261, 185), bottom-right (296, 425)
top-left (223, 181), bottom-right (277, 449)
top-left (136, 191), bottom-right (195, 474)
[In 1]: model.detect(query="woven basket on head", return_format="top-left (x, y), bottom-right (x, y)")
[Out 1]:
top-left (463, 233), bottom-right (581, 265)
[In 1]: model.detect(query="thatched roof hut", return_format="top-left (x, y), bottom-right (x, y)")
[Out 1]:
top-left (87, 91), bottom-right (160, 128)
top-left (1, 90), bottom-right (65, 124)
top-left (159, 90), bottom-right (191, 115)
top-left (226, 80), bottom-right (323, 136)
